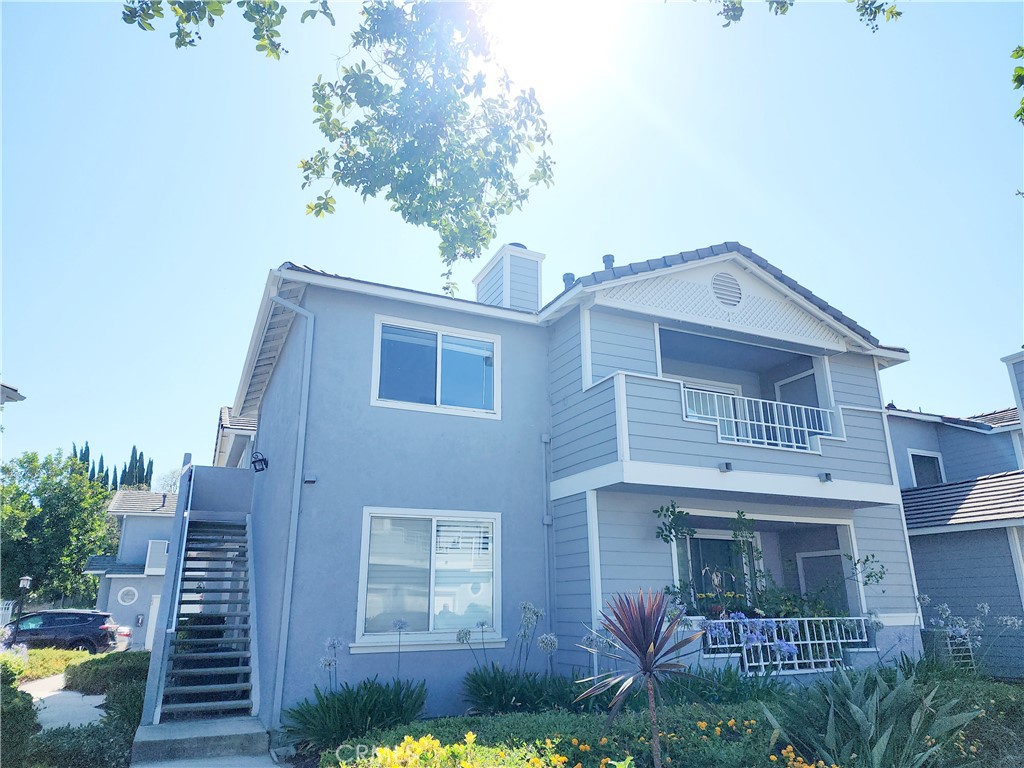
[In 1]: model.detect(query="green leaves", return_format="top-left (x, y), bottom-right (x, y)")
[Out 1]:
top-left (298, 0), bottom-right (554, 271)
top-left (121, 0), bottom-right (165, 31)
top-left (1013, 46), bottom-right (1024, 124)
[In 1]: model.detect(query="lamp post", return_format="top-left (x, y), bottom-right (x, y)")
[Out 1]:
top-left (10, 576), bottom-right (32, 648)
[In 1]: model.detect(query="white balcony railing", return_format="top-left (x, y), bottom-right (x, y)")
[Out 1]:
top-left (678, 615), bottom-right (870, 675)
top-left (684, 387), bottom-right (834, 451)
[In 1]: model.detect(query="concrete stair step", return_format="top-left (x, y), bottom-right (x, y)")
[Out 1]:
top-left (168, 665), bottom-right (252, 677)
top-left (132, 714), bottom-right (266, 763)
top-left (170, 637), bottom-right (251, 646)
top-left (169, 650), bottom-right (250, 661)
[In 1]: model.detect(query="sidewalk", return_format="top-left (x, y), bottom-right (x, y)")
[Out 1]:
top-left (19, 673), bottom-right (105, 729)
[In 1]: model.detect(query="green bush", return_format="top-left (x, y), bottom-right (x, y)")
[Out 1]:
top-left (1, 680), bottom-right (39, 768)
top-left (323, 704), bottom-right (776, 768)
top-left (103, 679), bottom-right (146, 732)
top-left (0, 652), bottom-right (26, 687)
top-left (64, 651), bottom-right (150, 694)
top-left (661, 664), bottom-right (788, 705)
top-left (463, 664), bottom-right (592, 714)
top-left (29, 723), bottom-right (132, 768)
top-left (765, 666), bottom-right (979, 768)
top-left (21, 648), bottom-right (91, 682)
top-left (284, 677), bottom-right (427, 753)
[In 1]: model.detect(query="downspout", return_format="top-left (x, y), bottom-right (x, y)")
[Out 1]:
top-left (267, 294), bottom-right (314, 728)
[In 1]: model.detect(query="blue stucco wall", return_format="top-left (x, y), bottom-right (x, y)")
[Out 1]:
top-left (117, 515), bottom-right (175, 564)
top-left (98, 574), bottom-right (165, 650)
top-left (252, 286), bottom-right (550, 721)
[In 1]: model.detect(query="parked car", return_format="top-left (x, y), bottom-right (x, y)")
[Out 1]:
top-left (3, 610), bottom-right (119, 653)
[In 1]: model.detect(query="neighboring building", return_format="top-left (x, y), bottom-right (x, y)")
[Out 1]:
top-left (85, 490), bottom-right (176, 650)
top-left (0, 382), bottom-right (25, 404)
top-left (138, 242), bottom-right (925, 741)
top-left (886, 352), bottom-right (1024, 678)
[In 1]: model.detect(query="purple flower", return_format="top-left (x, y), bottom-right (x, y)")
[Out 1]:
top-left (774, 639), bottom-right (798, 658)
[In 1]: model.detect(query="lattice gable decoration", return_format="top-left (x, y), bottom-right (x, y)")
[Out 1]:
top-left (595, 258), bottom-right (851, 350)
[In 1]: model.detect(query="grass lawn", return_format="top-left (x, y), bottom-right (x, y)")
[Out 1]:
top-left (19, 649), bottom-right (92, 683)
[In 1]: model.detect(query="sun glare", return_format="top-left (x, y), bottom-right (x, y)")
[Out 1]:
top-left (480, 0), bottom-right (625, 103)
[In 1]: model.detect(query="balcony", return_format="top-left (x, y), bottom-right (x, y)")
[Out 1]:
top-left (683, 387), bottom-right (835, 452)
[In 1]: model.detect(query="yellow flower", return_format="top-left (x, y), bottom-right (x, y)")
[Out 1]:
top-left (599, 737), bottom-right (608, 746)
top-left (579, 744), bottom-right (591, 753)
top-left (769, 757), bottom-right (778, 763)
top-left (465, 731), bottom-right (476, 746)
top-left (696, 721), bottom-right (707, 730)
top-left (727, 719), bottom-right (736, 728)
top-left (574, 764), bottom-right (582, 768)
top-left (714, 727), bottom-right (722, 736)
top-left (571, 738), bottom-right (579, 746)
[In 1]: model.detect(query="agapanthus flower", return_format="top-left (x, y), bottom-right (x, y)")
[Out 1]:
top-left (324, 637), bottom-right (344, 651)
top-left (537, 633), bottom-right (558, 654)
top-left (319, 656), bottom-right (337, 669)
top-left (773, 639), bottom-right (798, 658)
top-left (392, 618), bottom-right (409, 632)
top-left (456, 628), bottom-right (472, 644)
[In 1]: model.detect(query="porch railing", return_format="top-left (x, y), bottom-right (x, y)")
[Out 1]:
top-left (683, 387), bottom-right (834, 451)
top-left (679, 616), bottom-right (870, 675)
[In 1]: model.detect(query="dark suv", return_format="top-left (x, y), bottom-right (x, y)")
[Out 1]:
top-left (4, 610), bottom-right (119, 653)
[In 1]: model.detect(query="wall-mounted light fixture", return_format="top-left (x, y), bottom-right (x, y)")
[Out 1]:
top-left (718, 462), bottom-right (733, 473)
top-left (818, 472), bottom-right (833, 483)
top-left (251, 452), bottom-right (269, 473)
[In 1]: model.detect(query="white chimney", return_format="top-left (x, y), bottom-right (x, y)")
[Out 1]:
top-left (472, 243), bottom-right (545, 312)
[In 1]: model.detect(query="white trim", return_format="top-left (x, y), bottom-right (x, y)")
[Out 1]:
top-left (117, 586), bottom-right (139, 606)
top-left (662, 374), bottom-right (741, 397)
top-left (548, 460), bottom-right (903, 505)
top-left (614, 374), bottom-right (630, 461)
top-left (581, 307), bottom-right (593, 390)
top-left (585, 491), bottom-right (602, 677)
top-left (837, 523), bottom-right (869, 615)
top-left (471, 244), bottom-right (545, 286)
top-left (354, 507), bottom-right (503, 648)
top-left (907, 449), bottom-right (946, 487)
top-left (875, 358), bottom-right (923, 627)
top-left (370, 315), bottom-right (502, 420)
top-left (774, 370), bottom-right (815, 403)
top-left (884, 409), bottom-right (1000, 435)
top-left (145, 594), bottom-right (160, 651)
top-left (245, 514), bottom-right (261, 718)
top-left (876, 612), bottom-right (921, 626)
top-left (1007, 528), bottom-right (1024, 614)
top-left (653, 323), bottom-right (663, 378)
top-left (795, 549), bottom-right (843, 594)
top-left (1011, 430), bottom-right (1024, 471)
top-left (350, 638), bottom-right (508, 654)
top-left (502, 255), bottom-right (512, 309)
top-left (105, 573), bottom-right (147, 579)
top-left (908, 519), bottom-right (1024, 536)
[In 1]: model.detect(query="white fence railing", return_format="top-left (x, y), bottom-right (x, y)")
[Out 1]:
top-left (0, 600), bottom-right (16, 627)
top-left (684, 387), bottom-right (834, 451)
top-left (679, 615), bottom-right (870, 675)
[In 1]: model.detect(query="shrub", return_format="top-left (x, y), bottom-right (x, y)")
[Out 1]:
top-left (463, 664), bottom-right (592, 714)
top-left (283, 677), bottom-right (427, 753)
top-left (324, 703), bottom-right (777, 768)
top-left (0, 652), bottom-right (26, 686)
top-left (21, 648), bottom-right (91, 682)
top-left (29, 723), bottom-right (132, 768)
top-left (1, 679), bottom-right (39, 768)
top-left (103, 679), bottom-right (146, 732)
top-left (332, 733), bottom-right (574, 768)
top-left (661, 664), bottom-right (788, 705)
top-left (64, 651), bottom-right (150, 694)
top-left (765, 666), bottom-right (979, 768)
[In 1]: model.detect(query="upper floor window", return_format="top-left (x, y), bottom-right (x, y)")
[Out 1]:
top-left (372, 317), bottom-right (500, 419)
top-left (909, 450), bottom-right (945, 487)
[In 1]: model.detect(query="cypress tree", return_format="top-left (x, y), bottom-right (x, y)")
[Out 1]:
top-left (137, 451), bottom-right (146, 486)
top-left (81, 442), bottom-right (90, 469)
top-left (120, 463), bottom-right (128, 487)
top-left (102, 468), bottom-right (109, 488)
top-left (97, 455), bottom-right (105, 478)
top-left (127, 447), bottom-right (138, 485)
top-left (88, 460), bottom-right (96, 482)
top-left (112, 471), bottom-right (119, 491)
top-left (144, 459), bottom-right (154, 488)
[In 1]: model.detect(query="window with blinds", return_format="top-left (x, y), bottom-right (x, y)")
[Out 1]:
top-left (363, 514), bottom-right (496, 635)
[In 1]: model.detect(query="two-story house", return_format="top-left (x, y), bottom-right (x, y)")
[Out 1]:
top-left (134, 243), bottom-right (925, 759)
top-left (85, 490), bottom-right (175, 650)
top-left (885, 352), bottom-right (1024, 677)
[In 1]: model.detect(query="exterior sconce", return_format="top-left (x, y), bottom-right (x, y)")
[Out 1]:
top-left (818, 472), bottom-right (833, 483)
top-left (251, 452), bottom-right (269, 473)
top-left (18, 575), bottom-right (32, 591)
top-left (718, 462), bottom-right (733, 473)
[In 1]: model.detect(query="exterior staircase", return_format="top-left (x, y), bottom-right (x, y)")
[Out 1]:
top-left (159, 520), bottom-right (254, 719)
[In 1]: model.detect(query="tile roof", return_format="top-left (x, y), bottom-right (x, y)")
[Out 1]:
top-left (108, 490), bottom-right (177, 515)
top-left (571, 242), bottom-right (887, 348)
top-left (84, 556), bottom-right (146, 576)
top-left (902, 470), bottom-right (1024, 530)
top-left (966, 407), bottom-right (1020, 428)
top-left (219, 406), bottom-right (257, 432)
top-left (84, 555), bottom-right (116, 573)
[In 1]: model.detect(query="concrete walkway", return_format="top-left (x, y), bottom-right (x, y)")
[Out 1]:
top-left (19, 673), bottom-right (105, 729)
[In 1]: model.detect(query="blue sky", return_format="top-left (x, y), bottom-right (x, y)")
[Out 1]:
top-left (3, 1), bottom-right (1022, 479)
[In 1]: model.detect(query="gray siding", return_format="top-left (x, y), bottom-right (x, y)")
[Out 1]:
top-left (938, 428), bottom-right (1018, 482)
top-left (830, 353), bottom-right (883, 409)
top-left (589, 311), bottom-right (658, 382)
top-left (596, 492), bottom-right (675, 600)
top-left (551, 494), bottom-right (591, 673)
top-left (254, 286), bottom-right (550, 718)
top-left (508, 255), bottom-right (539, 312)
top-left (1013, 360), bottom-right (1024, 407)
top-left (118, 515), bottom-right (175, 564)
top-left (851, 504), bottom-right (918, 614)
top-left (911, 528), bottom-right (1024, 678)
top-left (888, 417), bottom-right (941, 488)
top-left (625, 376), bottom-right (893, 484)
top-left (476, 263), bottom-right (503, 307)
top-left (549, 311), bottom-right (618, 480)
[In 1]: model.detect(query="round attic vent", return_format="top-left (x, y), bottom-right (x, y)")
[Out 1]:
top-left (711, 272), bottom-right (742, 307)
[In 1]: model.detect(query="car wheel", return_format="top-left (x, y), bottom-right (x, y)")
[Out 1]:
top-left (71, 640), bottom-right (96, 654)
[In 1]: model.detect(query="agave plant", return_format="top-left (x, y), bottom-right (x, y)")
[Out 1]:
top-left (576, 590), bottom-right (703, 768)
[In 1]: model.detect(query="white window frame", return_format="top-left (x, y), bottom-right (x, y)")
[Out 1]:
top-left (370, 315), bottom-right (502, 420)
top-left (670, 528), bottom-right (765, 600)
top-left (144, 539), bottom-right (170, 576)
top-left (795, 549), bottom-right (844, 594)
top-left (774, 370), bottom-right (816, 404)
top-left (352, 507), bottom-right (504, 653)
top-left (907, 449), bottom-right (945, 487)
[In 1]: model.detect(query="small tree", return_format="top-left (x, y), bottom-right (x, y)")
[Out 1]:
top-left (577, 590), bottom-right (702, 768)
